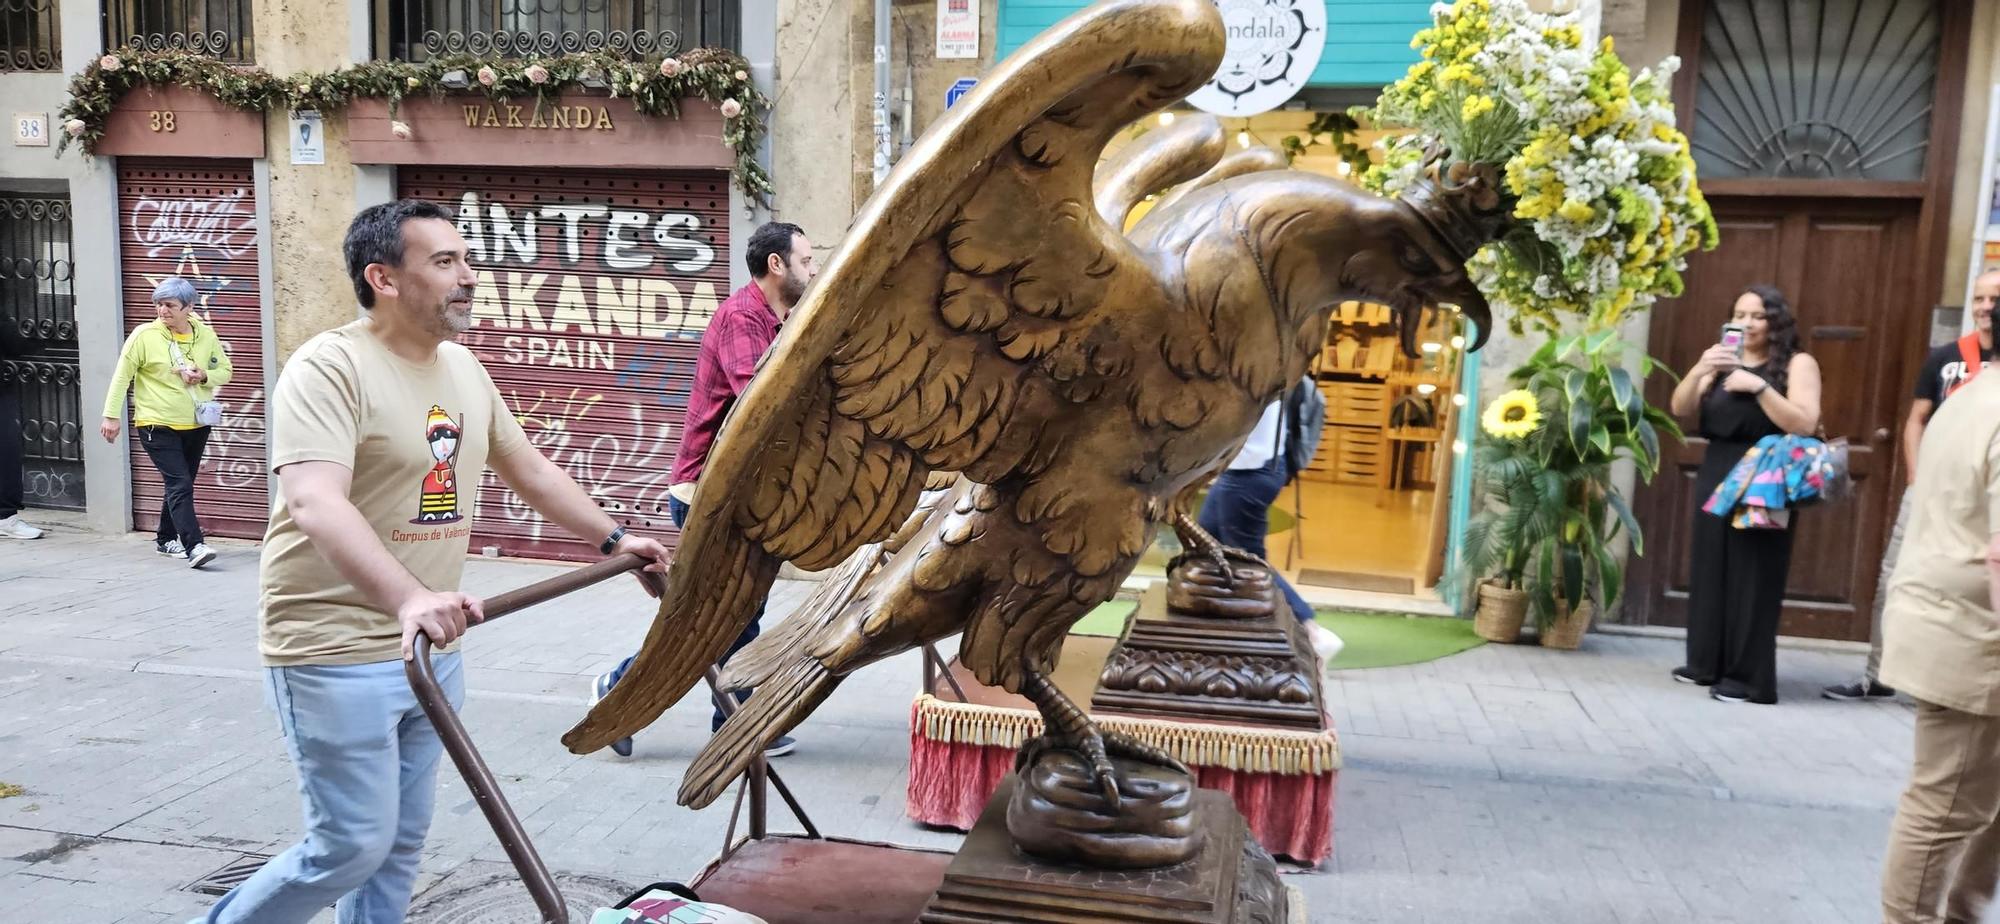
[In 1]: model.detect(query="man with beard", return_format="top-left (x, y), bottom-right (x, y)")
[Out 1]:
top-left (591, 221), bottom-right (818, 758)
top-left (193, 199), bottom-right (671, 924)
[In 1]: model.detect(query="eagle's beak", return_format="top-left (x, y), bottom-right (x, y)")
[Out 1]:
top-left (1441, 280), bottom-right (1492, 352)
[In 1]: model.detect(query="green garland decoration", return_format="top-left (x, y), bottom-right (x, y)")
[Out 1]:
top-left (57, 47), bottom-right (773, 202)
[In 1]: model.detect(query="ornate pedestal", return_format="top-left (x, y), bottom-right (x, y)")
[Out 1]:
top-left (918, 776), bottom-right (1291, 924)
top-left (1091, 558), bottom-right (1327, 730)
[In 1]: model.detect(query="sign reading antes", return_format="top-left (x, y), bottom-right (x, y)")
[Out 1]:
top-left (453, 190), bottom-right (723, 371)
top-left (462, 103), bottom-right (617, 131)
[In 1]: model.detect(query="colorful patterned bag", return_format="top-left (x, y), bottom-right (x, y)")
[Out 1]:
top-left (593, 882), bottom-right (769, 924)
top-left (1701, 434), bottom-right (1845, 529)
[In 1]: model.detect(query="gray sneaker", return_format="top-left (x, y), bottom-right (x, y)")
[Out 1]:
top-left (187, 543), bottom-right (217, 569)
top-left (155, 539), bottom-right (186, 557)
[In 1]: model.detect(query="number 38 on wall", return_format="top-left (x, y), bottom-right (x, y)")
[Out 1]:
top-left (148, 110), bottom-right (176, 132)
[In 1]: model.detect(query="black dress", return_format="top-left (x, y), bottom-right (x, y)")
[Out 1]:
top-left (1683, 366), bottom-right (1793, 704)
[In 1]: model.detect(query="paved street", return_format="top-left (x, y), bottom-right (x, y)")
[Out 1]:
top-left (0, 512), bottom-right (1928, 923)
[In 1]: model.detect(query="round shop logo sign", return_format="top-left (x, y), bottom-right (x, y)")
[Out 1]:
top-left (1186, 0), bottom-right (1327, 117)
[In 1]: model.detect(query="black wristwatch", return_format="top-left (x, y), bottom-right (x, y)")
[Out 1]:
top-left (599, 525), bottom-right (627, 555)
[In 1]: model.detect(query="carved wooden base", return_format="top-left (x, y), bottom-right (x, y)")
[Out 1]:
top-left (1091, 560), bottom-right (1327, 730)
top-left (919, 776), bottom-right (1289, 923)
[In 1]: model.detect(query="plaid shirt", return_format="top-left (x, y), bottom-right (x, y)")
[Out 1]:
top-left (670, 282), bottom-right (780, 487)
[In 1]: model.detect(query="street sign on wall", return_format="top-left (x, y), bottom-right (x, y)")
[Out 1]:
top-left (947, 78), bottom-right (978, 109)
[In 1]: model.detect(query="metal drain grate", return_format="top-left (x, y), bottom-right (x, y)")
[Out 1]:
top-left (186, 852), bottom-right (273, 896)
top-left (407, 867), bottom-right (635, 923)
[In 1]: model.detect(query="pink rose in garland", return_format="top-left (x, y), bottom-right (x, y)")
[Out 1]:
top-left (477, 66), bottom-right (497, 87)
top-left (734, 70), bottom-right (747, 81)
top-left (719, 99), bottom-right (742, 118)
top-left (525, 64), bottom-right (549, 85)
top-left (390, 120), bottom-right (413, 139)
top-left (658, 57), bottom-right (682, 78)
top-left (63, 119), bottom-right (85, 137)
top-left (98, 55), bottom-right (121, 71)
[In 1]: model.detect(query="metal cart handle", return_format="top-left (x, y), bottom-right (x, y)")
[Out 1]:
top-left (407, 552), bottom-right (664, 924)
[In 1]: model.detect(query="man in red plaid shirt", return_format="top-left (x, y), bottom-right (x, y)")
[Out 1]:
top-left (592, 221), bottom-right (818, 758)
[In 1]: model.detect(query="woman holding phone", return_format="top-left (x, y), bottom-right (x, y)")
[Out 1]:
top-left (1667, 284), bottom-right (1822, 704)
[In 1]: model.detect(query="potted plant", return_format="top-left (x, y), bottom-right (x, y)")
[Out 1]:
top-left (1460, 330), bottom-right (1681, 647)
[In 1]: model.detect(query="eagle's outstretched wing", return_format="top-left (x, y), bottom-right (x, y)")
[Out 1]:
top-left (561, 0), bottom-right (1227, 754)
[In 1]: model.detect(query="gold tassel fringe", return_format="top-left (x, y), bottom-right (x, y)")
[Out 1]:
top-left (911, 694), bottom-right (1341, 775)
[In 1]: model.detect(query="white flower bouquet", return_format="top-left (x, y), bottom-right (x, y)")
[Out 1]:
top-left (1359, 0), bottom-right (1718, 334)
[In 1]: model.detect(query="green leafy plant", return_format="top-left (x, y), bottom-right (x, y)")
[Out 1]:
top-left (55, 47), bottom-right (773, 202)
top-left (1279, 111), bottom-right (1372, 176)
top-left (1460, 330), bottom-right (1682, 627)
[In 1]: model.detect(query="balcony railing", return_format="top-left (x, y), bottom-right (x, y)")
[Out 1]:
top-left (376, 0), bottom-right (738, 63)
top-left (104, 0), bottom-right (255, 63)
top-left (2, 0), bottom-right (61, 71)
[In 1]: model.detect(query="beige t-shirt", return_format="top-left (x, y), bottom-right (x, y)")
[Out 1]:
top-left (1880, 371), bottom-right (2000, 716)
top-left (259, 319), bottom-right (530, 666)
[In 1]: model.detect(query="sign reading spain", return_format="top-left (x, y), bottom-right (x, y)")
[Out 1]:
top-left (1186, 0), bottom-right (1327, 117)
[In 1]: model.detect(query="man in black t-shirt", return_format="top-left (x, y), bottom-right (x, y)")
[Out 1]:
top-left (1826, 269), bottom-right (1996, 700)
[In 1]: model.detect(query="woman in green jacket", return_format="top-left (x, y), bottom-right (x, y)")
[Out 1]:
top-left (100, 277), bottom-right (232, 568)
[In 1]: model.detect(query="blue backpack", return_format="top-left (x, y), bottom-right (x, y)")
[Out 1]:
top-left (1282, 376), bottom-right (1325, 481)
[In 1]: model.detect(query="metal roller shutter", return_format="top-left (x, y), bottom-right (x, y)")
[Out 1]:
top-left (116, 158), bottom-right (270, 541)
top-left (398, 167), bottom-right (732, 560)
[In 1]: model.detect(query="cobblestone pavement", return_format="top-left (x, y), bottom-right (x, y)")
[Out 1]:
top-left (0, 514), bottom-right (1931, 922)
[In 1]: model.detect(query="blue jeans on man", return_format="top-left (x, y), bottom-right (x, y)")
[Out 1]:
top-left (603, 494), bottom-right (764, 736)
top-left (197, 652), bottom-right (465, 924)
top-left (1197, 459), bottom-right (1315, 624)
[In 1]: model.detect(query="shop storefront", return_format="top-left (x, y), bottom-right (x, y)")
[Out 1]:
top-left (1070, 1), bottom-right (1470, 601)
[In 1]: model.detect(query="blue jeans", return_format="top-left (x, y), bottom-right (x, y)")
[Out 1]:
top-left (606, 494), bottom-right (763, 732)
top-left (1197, 460), bottom-right (1315, 624)
top-left (197, 653), bottom-right (465, 924)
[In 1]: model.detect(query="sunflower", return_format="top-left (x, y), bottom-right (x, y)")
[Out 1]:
top-left (1481, 389), bottom-right (1542, 439)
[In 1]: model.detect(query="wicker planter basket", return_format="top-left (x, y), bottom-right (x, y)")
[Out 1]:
top-left (1541, 599), bottom-right (1594, 650)
top-left (1473, 581), bottom-right (1528, 643)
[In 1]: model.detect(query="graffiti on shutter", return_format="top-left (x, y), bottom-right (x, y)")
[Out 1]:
top-left (399, 168), bottom-right (732, 560)
top-left (117, 158), bottom-right (270, 540)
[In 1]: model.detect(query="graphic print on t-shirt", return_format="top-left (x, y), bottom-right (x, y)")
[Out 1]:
top-left (1938, 358), bottom-right (1988, 399)
top-left (414, 405), bottom-right (465, 524)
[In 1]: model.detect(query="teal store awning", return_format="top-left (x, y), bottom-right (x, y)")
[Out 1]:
top-left (995, 0), bottom-right (1434, 88)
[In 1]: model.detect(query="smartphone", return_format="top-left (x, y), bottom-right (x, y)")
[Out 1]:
top-left (1719, 323), bottom-right (1746, 357)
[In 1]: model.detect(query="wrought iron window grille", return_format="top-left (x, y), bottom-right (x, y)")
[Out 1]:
top-left (377, 0), bottom-right (740, 63)
top-left (1, 0), bottom-right (61, 71)
top-left (104, 0), bottom-right (256, 63)
top-left (0, 195), bottom-right (84, 511)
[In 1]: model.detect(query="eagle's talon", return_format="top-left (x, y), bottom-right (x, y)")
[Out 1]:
top-left (1208, 546), bottom-right (1234, 587)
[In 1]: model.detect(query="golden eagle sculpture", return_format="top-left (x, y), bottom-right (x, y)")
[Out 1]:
top-left (562, 0), bottom-right (1504, 811)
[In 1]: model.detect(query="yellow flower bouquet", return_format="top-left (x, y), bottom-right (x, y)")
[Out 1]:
top-left (1359, 0), bottom-right (1719, 335)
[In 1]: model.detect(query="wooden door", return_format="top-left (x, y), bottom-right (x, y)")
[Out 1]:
top-left (1625, 197), bottom-right (1917, 640)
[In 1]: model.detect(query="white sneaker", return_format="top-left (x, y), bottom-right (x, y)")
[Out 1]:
top-left (187, 543), bottom-right (217, 569)
top-left (1306, 621), bottom-right (1344, 662)
top-left (0, 515), bottom-right (44, 539)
